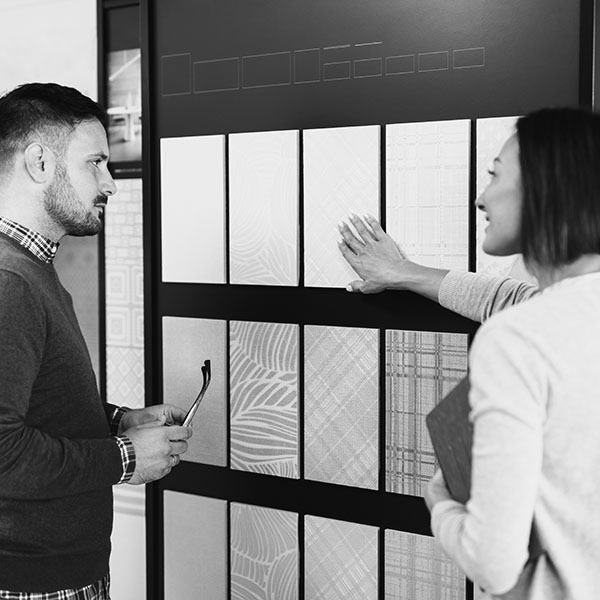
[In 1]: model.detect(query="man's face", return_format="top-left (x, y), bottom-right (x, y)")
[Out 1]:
top-left (44, 119), bottom-right (116, 237)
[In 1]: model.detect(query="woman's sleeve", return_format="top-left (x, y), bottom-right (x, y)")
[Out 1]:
top-left (430, 318), bottom-right (546, 595)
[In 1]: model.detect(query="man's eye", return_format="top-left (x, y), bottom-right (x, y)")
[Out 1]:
top-left (487, 169), bottom-right (496, 177)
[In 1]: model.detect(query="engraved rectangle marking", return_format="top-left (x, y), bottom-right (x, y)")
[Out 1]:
top-left (354, 58), bottom-right (382, 78)
top-left (193, 57), bottom-right (239, 93)
top-left (294, 48), bottom-right (320, 84)
top-left (242, 52), bottom-right (291, 89)
top-left (323, 61), bottom-right (351, 81)
top-left (418, 51), bottom-right (449, 72)
top-left (385, 54), bottom-right (415, 75)
top-left (453, 47), bottom-right (485, 69)
top-left (162, 53), bottom-right (191, 96)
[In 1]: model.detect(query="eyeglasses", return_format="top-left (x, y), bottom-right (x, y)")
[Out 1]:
top-left (182, 359), bottom-right (211, 427)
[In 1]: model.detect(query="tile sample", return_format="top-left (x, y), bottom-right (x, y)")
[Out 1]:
top-left (160, 135), bottom-right (226, 283)
top-left (305, 515), bottom-right (378, 600)
top-left (231, 503), bottom-right (298, 600)
top-left (386, 330), bottom-right (468, 497)
top-left (385, 529), bottom-right (465, 599)
top-left (163, 492), bottom-right (227, 600)
top-left (230, 321), bottom-right (299, 478)
top-left (162, 317), bottom-right (227, 466)
top-left (475, 116), bottom-right (523, 277)
top-left (304, 125), bottom-right (380, 287)
top-left (105, 178), bottom-right (145, 409)
top-left (386, 120), bottom-right (470, 270)
top-left (229, 130), bottom-right (299, 285)
top-left (304, 325), bottom-right (379, 489)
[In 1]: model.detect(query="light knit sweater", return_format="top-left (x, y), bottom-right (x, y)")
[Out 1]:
top-left (434, 271), bottom-right (600, 599)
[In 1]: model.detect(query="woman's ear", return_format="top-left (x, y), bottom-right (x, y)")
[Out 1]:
top-left (23, 142), bottom-right (56, 184)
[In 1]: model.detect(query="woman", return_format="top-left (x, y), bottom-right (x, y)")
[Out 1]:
top-left (423, 108), bottom-right (600, 599)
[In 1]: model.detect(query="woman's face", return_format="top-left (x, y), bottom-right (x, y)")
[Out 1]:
top-left (477, 134), bottom-right (523, 256)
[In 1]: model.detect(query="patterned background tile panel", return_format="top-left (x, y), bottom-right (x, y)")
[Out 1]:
top-left (305, 515), bottom-right (378, 600)
top-left (304, 125), bottom-right (380, 288)
top-left (386, 330), bottom-right (468, 497)
top-left (162, 317), bottom-right (227, 466)
top-left (229, 130), bottom-right (299, 285)
top-left (304, 325), bottom-right (379, 489)
top-left (160, 135), bottom-right (226, 283)
top-left (163, 492), bottom-right (227, 600)
top-left (385, 529), bottom-right (465, 599)
top-left (386, 120), bottom-right (470, 271)
top-left (230, 321), bottom-right (299, 478)
top-left (231, 503), bottom-right (298, 600)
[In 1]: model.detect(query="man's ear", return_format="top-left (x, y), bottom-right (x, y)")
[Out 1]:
top-left (23, 143), bottom-right (56, 183)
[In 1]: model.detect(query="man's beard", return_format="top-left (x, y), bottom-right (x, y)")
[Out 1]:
top-left (43, 162), bottom-right (105, 237)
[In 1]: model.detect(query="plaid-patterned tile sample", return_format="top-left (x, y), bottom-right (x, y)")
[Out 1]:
top-left (304, 125), bottom-right (380, 287)
top-left (230, 503), bottom-right (298, 600)
top-left (305, 515), bottom-right (378, 600)
top-left (162, 317), bottom-right (227, 466)
top-left (230, 321), bottom-right (299, 478)
top-left (229, 130), bottom-right (299, 285)
top-left (386, 330), bottom-right (468, 497)
top-left (385, 529), bottom-right (465, 599)
top-left (160, 135), bottom-right (226, 283)
top-left (163, 492), bottom-right (227, 600)
top-left (105, 178), bottom-right (145, 409)
top-left (475, 116), bottom-right (522, 277)
top-left (386, 120), bottom-right (470, 271)
top-left (304, 325), bottom-right (379, 489)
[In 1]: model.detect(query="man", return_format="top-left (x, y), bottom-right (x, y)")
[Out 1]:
top-left (0, 82), bottom-right (191, 598)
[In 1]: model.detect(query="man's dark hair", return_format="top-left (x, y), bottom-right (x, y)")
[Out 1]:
top-left (517, 107), bottom-right (600, 268)
top-left (0, 82), bottom-right (107, 173)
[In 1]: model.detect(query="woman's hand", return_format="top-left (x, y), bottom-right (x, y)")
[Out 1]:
top-left (425, 469), bottom-right (452, 512)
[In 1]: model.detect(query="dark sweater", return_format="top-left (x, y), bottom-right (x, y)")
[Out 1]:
top-left (0, 234), bottom-right (124, 592)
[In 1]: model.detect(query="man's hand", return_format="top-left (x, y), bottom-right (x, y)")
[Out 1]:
top-left (124, 421), bottom-right (192, 485)
top-left (338, 214), bottom-right (410, 293)
top-left (425, 469), bottom-right (452, 512)
top-left (118, 404), bottom-right (187, 433)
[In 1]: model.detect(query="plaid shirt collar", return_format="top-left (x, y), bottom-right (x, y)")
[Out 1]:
top-left (0, 217), bottom-right (59, 264)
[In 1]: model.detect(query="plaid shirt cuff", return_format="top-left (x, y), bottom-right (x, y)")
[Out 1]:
top-left (113, 435), bottom-right (136, 484)
top-left (109, 406), bottom-right (131, 435)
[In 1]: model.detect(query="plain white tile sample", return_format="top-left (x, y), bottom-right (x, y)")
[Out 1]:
top-left (163, 492), bottom-right (227, 600)
top-left (162, 317), bottom-right (227, 466)
top-left (386, 120), bottom-right (470, 270)
top-left (385, 529), bottom-right (465, 600)
top-left (230, 321), bottom-right (299, 478)
top-left (304, 125), bottom-right (380, 288)
top-left (231, 503), bottom-right (298, 600)
top-left (160, 135), bottom-right (226, 283)
top-left (229, 130), bottom-right (299, 285)
top-left (304, 325), bottom-right (379, 490)
top-left (305, 515), bottom-right (378, 600)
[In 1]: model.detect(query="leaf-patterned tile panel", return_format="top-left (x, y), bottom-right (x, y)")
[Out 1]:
top-left (304, 325), bottom-right (379, 489)
top-left (475, 116), bottom-right (533, 280)
top-left (385, 529), bottom-right (465, 600)
top-left (160, 135), bottom-right (226, 283)
top-left (230, 503), bottom-right (298, 600)
top-left (163, 491), bottom-right (227, 600)
top-left (386, 120), bottom-right (470, 271)
top-left (229, 130), bottom-right (299, 286)
top-left (305, 515), bottom-right (378, 600)
top-left (230, 321), bottom-right (299, 478)
top-left (385, 330), bottom-right (468, 497)
top-left (304, 125), bottom-right (380, 288)
top-left (162, 317), bottom-right (227, 466)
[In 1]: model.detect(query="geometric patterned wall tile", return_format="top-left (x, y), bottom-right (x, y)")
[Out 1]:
top-left (162, 317), bottom-right (227, 466)
top-left (106, 346), bottom-right (145, 409)
top-left (231, 503), bottom-right (298, 600)
top-left (163, 492), bottom-right (227, 600)
top-left (160, 135), bottom-right (226, 283)
top-left (304, 125), bottom-right (380, 288)
top-left (386, 120), bottom-right (470, 271)
top-left (305, 515), bottom-right (378, 600)
top-left (385, 529), bottom-right (465, 600)
top-left (305, 325), bottom-right (379, 489)
top-left (386, 330), bottom-right (468, 497)
top-left (230, 321), bottom-right (299, 478)
top-left (229, 130), bottom-right (299, 286)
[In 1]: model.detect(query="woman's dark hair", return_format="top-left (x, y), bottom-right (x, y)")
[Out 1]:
top-left (517, 107), bottom-right (600, 268)
top-left (0, 82), bottom-right (107, 173)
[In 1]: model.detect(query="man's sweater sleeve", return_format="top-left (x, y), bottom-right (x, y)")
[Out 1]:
top-left (438, 271), bottom-right (539, 322)
top-left (0, 271), bottom-right (124, 499)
